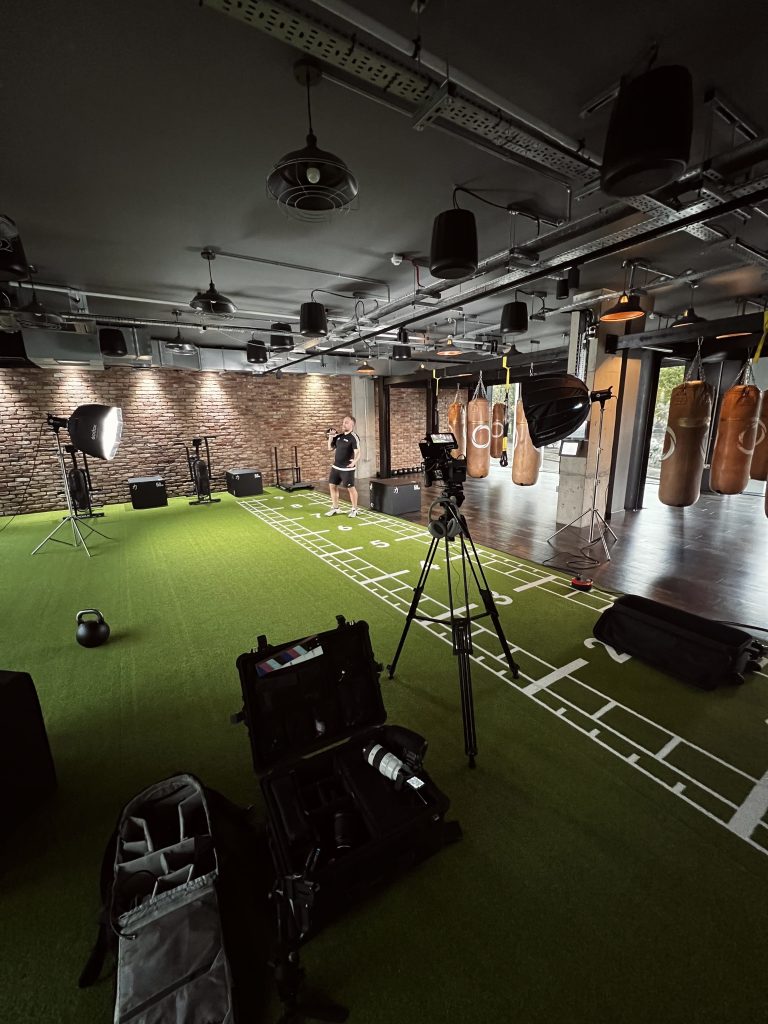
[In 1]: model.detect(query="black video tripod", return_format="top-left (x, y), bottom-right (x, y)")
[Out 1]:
top-left (387, 487), bottom-right (519, 767)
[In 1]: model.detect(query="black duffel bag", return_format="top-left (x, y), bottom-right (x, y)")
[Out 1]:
top-left (593, 595), bottom-right (764, 690)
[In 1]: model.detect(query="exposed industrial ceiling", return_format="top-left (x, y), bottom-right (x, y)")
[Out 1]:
top-left (1, 0), bottom-right (767, 375)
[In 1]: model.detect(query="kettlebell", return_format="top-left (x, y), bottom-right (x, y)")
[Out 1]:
top-left (76, 609), bottom-right (110, 648)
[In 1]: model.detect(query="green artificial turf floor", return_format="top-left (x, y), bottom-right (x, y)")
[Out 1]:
top-left (1, 491), bottom-right (767, 1024)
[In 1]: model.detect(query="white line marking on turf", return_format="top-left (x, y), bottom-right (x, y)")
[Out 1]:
top-left (522, 659), bottom-right (589, 695)
top-left (673, 782), bottom-right (686, 795)
top-left (727, 769), bottom-right (768, 839)
top-left (364, 569), bottom-right (411, 585)
top-left (513, 574), bottom-right (560, 592)
top-left (656, 736), bottom-right (681, 761)
top-left (593, 700), bottom-right (616, 720)
top-left (239, 494), bottom-right (768, 859)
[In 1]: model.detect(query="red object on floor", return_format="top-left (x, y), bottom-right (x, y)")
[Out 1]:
top-left (571, 576), bottom-right (593, 592)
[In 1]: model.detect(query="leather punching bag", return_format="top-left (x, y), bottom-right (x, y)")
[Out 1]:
top-left (749, 390), bottom-right (768, 482)
top-left (490, 402), bottom-right (506, 459)
top-left (658, 380), bottom-right (713, 507)
top-left (467, 398), bottom-right (491, 478)
top-left (447, 398), bottom-right (466, 458)
top-left (710, 384), bottom-right (762, 494)
top-left (511, 399), bottom-right (542, 486)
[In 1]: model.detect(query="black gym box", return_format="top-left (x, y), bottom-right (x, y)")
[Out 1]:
top-left (369, 480), bottom-right (421, 516)
top-left (226, 469), bottom-right (264, 498)
top-left (128, 476), bottom-right (168, 510)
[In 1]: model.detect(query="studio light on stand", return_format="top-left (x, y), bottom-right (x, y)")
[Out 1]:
top-left (31, 405), bottom-right (123, 558)
top-left (538, 384), bottom-right (618, 562)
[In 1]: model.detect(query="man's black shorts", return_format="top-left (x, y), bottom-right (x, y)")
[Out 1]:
top-left (329, 467), bottom-right (355, 487)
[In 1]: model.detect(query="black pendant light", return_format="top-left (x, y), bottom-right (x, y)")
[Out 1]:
top-left (601, 64), bottom-right (693, 197)
top-left (190, 250), bottom-right (236, 315)
top-left (267, 59), bottom-right (358, 221)
top-left (357, 360), bottom-right (376, 375)
top-left (269, 322), bottom-right (294, 351)
top-left (500, 298), bottom-right (528, 335)
top-left (430, 208), bottom-right (478, 279)
top-left (392, 345), bottom-right (411, 360)
top-left (672, 282), bottom-right (706, 328)
top-left (17, 269), bottom-right (63, 327)
top-left (247, 337), bottom-right (269, 363)
top-left (300, 301), bottom-right (328, 339)
top-left (600, 292), bottom-right (645, 322)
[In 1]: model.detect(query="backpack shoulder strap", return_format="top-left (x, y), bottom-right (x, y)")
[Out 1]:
top-left (78, 828), bottom-right (119, 988)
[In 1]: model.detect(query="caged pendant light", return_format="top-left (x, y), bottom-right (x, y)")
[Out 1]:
top-left (190, 250), bottom-right (236, 315)
top-left (267, 59), bottom-right (358, 221)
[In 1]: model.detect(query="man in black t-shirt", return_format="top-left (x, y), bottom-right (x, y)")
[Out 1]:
top-left (326, 414), bottom-right (361, 517)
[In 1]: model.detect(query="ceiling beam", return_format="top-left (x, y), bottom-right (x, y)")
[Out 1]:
top-left (613, 312), bottom-right (764, 351)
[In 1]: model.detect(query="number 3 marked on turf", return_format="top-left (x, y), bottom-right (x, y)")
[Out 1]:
top-left (583, 638), bottom-right (631, 663)
top-left (370, 539), bottom-right (390, 548)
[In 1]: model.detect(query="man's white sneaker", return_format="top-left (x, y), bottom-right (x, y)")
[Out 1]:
top-left (325, 507), bottom-right (341, 516)
top-left (348, 508), bottom-right (358, 518)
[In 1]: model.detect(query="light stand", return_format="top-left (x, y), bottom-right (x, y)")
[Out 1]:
top-left (387, 491), bottom-right (520, 767)
top-left (548, 388), bottom-right (618, 562)
top-left (31, 419), bottom-right (112, 557)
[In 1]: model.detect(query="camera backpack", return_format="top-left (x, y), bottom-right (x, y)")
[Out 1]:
top-left (233, 616), bottom-right (460, 1014)
top-left (78, 773), bottom-right (268, 1023)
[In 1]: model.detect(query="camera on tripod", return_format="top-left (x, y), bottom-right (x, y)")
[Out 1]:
top-left (419, 433), bottom-right (467, 501)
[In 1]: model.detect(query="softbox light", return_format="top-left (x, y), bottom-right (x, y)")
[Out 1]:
top-left (521, 373), bottom-right (590, 448)
top-left (66, 405), bottom-right (123, 460)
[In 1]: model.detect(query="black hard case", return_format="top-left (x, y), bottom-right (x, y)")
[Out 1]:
top-left (0, 670), bottom-right (56, 836)
top-left (593, 595), bottom-right (763, 690)
top-left (235, 618), bottom-right (452, 934)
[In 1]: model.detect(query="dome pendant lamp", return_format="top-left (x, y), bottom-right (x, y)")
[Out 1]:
top-left (600, 260), bottom-right (645, 323)
top-left (190, 250), bottom-right (237, 315)
top-left (267, 59), bottom-right (358, 221)
top-left (672, 282), bottom-right (706, 328)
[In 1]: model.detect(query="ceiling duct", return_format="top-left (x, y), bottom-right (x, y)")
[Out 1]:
top-left (20, 327), bottom-right (103, 370)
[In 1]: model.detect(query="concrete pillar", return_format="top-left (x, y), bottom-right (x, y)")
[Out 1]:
top-left (350, 375), bottom-right (377, 478)
top-left (556, 297), bottom-right (651, 525)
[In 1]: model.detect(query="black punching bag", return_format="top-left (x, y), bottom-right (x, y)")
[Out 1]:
top-left (601, 66), bottom-right (693, 197)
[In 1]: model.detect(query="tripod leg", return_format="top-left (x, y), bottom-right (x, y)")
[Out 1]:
top-left (459, 527), bottom-right (520, 679)
top-left (454, 623), bottom-right (478, 769)
top-left (387, 535), bottom-right (440, 678)
top-left (31, 517), bottom-right (73, 555)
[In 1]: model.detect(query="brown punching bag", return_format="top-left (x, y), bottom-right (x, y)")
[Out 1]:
top-left (710, 384), bottom-right (762, 494)
top-left (490, 403), bottom-right (506, 459)
top-left (511, 399), bottom-right (542, 486)
top-left (658, 380), bottom-right (713, 507)
top-left (447, 396), bottom-right (466, 458)
top-left (749, 390), bottom-right (768, 481)
top-left (467, 397), bottom-right (491, 478)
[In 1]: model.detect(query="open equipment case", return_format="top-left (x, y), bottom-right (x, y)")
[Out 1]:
top-left (234, 615), bottom-right (460, 1022)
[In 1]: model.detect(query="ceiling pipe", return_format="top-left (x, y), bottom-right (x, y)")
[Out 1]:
top-left (27, 282), bottom-right (301, 321)
top-left (260, 179), bottom-right (768, 375)
top-left (212, 248), bottom-right (391, 300)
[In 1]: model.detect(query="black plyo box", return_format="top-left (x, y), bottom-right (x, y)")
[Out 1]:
top-left (128, 476), bottom-right (168, 510)
top-left (0, 671), bottom-right (56, 837)
top-left (226, 469), bottom-right (263, 497)
top-left (369, 480), bottom-right (421, 515)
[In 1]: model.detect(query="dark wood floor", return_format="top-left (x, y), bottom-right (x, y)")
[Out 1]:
top-left (316, 469), bottom-right (768, 626)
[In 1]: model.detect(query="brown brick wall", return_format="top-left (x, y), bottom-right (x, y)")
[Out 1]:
top-left (388, 385), bottom-right (427, 471)
top-left (436, 385), bottom-right (469, 432)
top-left (0, 367), bottom-right (351, 515)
